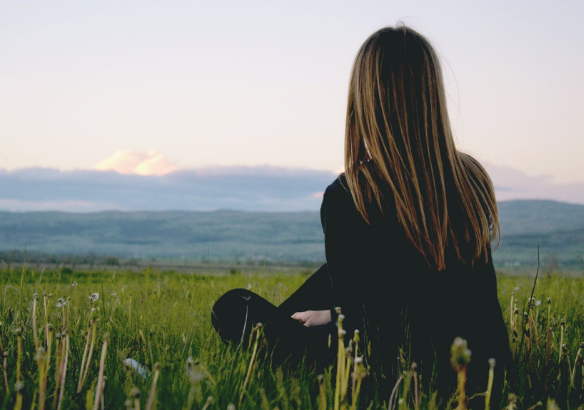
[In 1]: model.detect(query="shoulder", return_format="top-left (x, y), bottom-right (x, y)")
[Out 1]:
top-left (320, 173), bottom-right (366, 234)
top-left (324, 173), bottom-right (353, 202)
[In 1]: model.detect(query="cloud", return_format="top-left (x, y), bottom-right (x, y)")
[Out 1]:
top-left (0, 162), bottom-right (583, 213)
top-left (95, 150), bottom-right (178, 176)
top-left (0, 199), bottom-right (109, 212)
top-left (482, 162), bottom-right (584, 204)
top-left (0, 166), bottom-right (337, 212)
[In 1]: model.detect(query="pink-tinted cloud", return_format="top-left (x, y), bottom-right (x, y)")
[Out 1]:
top-left (0, 199), bottom-right (111, 212)
top-left (483, 162), bottom-right (584, 204)
top-left (95, 150), bottom-right (178, 176)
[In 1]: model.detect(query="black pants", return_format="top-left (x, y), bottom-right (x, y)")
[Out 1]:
top-left (211, 264), bottom-right (337, 366)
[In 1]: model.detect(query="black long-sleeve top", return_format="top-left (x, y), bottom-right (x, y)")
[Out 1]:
top-left (320, 173), bottom-right (511, 396)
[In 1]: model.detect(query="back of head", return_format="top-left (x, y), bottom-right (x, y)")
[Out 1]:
top-left (344, 23), bottom-right (499, 271)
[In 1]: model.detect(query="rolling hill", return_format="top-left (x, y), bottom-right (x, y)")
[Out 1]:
top-left (0, 200), bottom-right (583, 267)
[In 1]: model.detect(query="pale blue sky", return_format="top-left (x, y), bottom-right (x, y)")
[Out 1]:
top-left (1, 0), bottom-right (583, 183)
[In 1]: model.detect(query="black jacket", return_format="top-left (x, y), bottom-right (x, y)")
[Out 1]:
top-left (321, 173), bottom-right (511, 398)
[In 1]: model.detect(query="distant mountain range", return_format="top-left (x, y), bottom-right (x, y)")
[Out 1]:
top-left (1, 199), bottom-right (583, 267)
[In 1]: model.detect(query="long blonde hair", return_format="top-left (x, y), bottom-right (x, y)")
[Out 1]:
top-left (344, 24), bottom-right (499, 271)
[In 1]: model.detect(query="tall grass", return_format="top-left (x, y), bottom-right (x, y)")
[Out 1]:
top-left (0, 267), bottom-right (582, 409)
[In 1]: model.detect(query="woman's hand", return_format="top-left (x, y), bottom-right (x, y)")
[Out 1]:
top-left (291, 310), bottom-right (331, 327)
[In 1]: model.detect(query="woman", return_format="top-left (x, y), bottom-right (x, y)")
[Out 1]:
top-left (211, 24), bottom-right (511, 402)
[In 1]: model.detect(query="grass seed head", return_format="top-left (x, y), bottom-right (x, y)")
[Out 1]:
top-left (34, 346), bottom-right (46, 361)
top-left (562, 344), bottom-right (569, 355)
top-left (451, 337), bottom-right (472, 370)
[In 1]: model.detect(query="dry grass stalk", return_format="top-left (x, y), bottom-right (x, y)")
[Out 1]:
top-left (546, 297), bottom-right (552, 366)
top-left (57, 330), bottom-right (70, 410)
top-left (318, 374), bottom-right (327, 410)
top-left (93, 332), bottom-right (109, 410)
top-left (201, 396), bottom-right (213, 410)
top-left (78, 318), bottom-right (98, 393)
top-left (35, 346), bottom-right (47, 410)
top-left (451, 337), bottom-right (471, 410)
top-left (485, 358), bottom-right (496, 410)
top-left (239, 322), bottom-right (263, 407)
top-left (52, 332), bottom-right (63, 409)
top-left (334, 308), bottom-right (345, 410)
top-left (145, 362), bottom-right (161, 410)
top-left (32, 294), bottom-right (40, 349)
top-left (131, 387), bottom-right (141, 410)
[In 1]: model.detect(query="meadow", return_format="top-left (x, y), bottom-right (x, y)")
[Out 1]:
top-left (0, 266), bottom-right (583, 410)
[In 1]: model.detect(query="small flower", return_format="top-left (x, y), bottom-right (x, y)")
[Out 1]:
top-left (110, 292), bottom-right (117, 297)
top-left (246, 283), bottom-right (252, 290)
top-left (56, 298), bottom-right (67, 308)
top-left (34, 347), bottom-right (46, 361)
top-left (71, 281), bottom-right (78, 287)
top-left (89, 293), bottom-right (99, 302)
top-left (185, 356), bottom-right (206, 383)
top-left (451, 337), bottom-right (472, 370)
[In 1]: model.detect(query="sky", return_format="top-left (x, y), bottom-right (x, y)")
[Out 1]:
top-left (1, 0), bottom-right (583, 210)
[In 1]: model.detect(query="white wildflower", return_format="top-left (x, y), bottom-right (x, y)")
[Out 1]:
top-left (123, 358), bottom-right (150, 379)
top-left (185, 356), bottom-right (206, 383)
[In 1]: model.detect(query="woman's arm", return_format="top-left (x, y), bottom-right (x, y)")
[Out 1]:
top-left (321, 179), bottom-right (369, 340)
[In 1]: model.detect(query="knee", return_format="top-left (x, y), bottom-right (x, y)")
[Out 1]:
top-left (211, 288), bottom-right (272, 347)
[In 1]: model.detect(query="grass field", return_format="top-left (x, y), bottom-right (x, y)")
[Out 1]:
top-left (0, 267), bottom-right (583, 409)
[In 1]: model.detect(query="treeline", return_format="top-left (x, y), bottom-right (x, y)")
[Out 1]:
top-left (0, 250), bottom-right (132, 269)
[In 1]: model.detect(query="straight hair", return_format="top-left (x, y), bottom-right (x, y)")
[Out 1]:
top-left (344, 24), bottom-right (499, 271)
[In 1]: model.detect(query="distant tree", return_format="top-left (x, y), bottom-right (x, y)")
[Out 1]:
top-left (543, 253), bottom-right (560, 272)
top-left (105, 256), bottom-right (119, 266)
